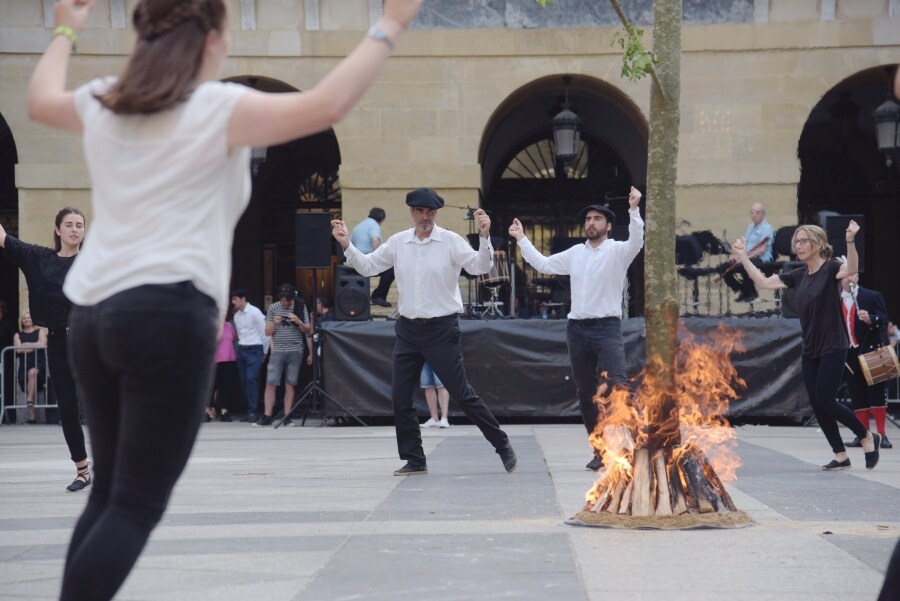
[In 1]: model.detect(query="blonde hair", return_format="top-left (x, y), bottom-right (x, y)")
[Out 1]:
top-left (792, 225), bottom-right (832, 260)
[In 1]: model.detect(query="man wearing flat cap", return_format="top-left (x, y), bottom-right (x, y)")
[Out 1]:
top-left (332, 188), bottom-right (517, 476)
top-left (509, 186), bottom-right (643, 471)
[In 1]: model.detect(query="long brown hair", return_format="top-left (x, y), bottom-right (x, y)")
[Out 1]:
top-left (53, 207), bottom-right (85, 252)
top-left (99, 0), bottom-right (226, 115)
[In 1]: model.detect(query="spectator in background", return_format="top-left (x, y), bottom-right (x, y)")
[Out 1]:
top-left (350, 207), bottom-right (395, 307)
top-left (420, 362), bottom-right (450, 429)
top-left (722, 202), bottom-right (774, 303)
top-left (14, 310), bottom-right (47, 424)
top-left (208, 304), bottom-right (240, 422)
top-left (259, 284), bottom-right (313, 427)
top-left (888, 321), bottom-right (900, 351)
top-left (316, 295), bottom-right (335, 323)
top-left (232, 289), bottom-right (267, 422)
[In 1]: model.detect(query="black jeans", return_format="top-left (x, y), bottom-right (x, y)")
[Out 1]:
top-left (61, 282), bottom-right (218, 601)
top-left (371, 267), bottom-right (395, 300)
top-left (392, 315), bottom-right (509, 465)
top-left (802, 350), bottom-right (868, 453)
top-left (566, 318), bottom-right (628, 435)
top-left (48, 328), bottom-right (87, 463)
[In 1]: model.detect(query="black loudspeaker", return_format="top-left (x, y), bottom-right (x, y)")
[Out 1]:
top-left (823, 214), bottom-right (865, 271)
top-left (295, 212), bottom-right (332, 269)
top-left (334, 266), bottom-right (370, 321)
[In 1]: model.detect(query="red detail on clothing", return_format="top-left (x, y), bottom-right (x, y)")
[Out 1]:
top-left (871, 406), bottom-right (887, 436)
top-left (854, 408), bottom-right (871, 430)
top-left (841, 302), bottom-right (858, 347)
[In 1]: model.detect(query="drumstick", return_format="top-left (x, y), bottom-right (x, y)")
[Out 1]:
top-left (845, 362), bottom-right (855, 375)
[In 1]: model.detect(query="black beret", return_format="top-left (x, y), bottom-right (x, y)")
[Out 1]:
top-left (405, 188), bottom-right (444, 209)
top-left (577, 204), bottom-right (616, 225)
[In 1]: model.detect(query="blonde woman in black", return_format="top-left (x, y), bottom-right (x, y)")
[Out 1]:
top-left (732, 222), bottom-right (880, 471)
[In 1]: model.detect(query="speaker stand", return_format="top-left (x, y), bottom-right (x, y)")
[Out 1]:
top-left (275, 268), bottom-right (366, 428)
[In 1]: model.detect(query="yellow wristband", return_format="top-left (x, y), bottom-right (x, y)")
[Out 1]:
top-left (52, 25), bottom-right (78, 53)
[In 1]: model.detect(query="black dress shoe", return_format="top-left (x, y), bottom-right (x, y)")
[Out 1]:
top-left (880, 433), bottom-right (892, 449)
top-left (498, 446), bottom-right (517, 473)
top-left (393, 461), bottom-right (427, 476)
top-left (844, 436), bottom-right (862, 448)
top-left (371, 297), bottom-right (392, 307)
top-left (586, 455), bottom-right (603, 471)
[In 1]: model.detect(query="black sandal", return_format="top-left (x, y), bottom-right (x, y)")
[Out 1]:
top-left (66, 463), bottom-right (92, 492)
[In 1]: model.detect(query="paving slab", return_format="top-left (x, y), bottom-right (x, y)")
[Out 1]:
top-left (0, 420), bottom-right (897, 600)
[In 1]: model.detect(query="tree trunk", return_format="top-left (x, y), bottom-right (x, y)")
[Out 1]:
top-left (643, 0), bottom-right (682, 392)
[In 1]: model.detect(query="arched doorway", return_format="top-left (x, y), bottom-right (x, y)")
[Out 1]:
top-left (0, 112), bottom-right (19, 321)
top-left (798, 66), bottom-right (900, 317)
top-left (480, 75), bottom-right (648, 317)
top-left (226, 76), bottom-right (342, 311)
top-left (0, 112), bottom-right (19, 411)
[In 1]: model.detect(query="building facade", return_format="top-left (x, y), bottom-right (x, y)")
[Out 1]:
top-left (1, 0), bottom-right (898, 318)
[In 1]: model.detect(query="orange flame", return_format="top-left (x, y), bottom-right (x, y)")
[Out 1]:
top-left (584, 323), bottom-right (745, 506)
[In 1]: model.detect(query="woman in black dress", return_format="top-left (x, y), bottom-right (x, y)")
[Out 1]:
top-left (13, 309), bottom-right (47, 423)
top-left (0, 209), bottom-right (91, 490)
top-left (733, 220), bottom-right (880, 470)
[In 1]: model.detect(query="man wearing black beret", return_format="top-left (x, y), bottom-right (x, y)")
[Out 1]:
top-left (332, 188), bottom-right (517, 476)
top-left (509, 186), bottom-right (644, 471)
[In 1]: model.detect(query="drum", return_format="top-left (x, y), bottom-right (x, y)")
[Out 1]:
top-left (478, 250), bottom-right (510, 287)
top-left (858, 345), bottom-right (900, 386)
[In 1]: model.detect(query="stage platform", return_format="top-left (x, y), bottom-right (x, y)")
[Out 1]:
top-left (320, 317), bottom-right (808, 420)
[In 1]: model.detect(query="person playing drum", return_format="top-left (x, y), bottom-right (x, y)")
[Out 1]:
top-left (732, 221), bottom-right (882, 470)
top-left (834, 263), bottom-right (893, 450)
top-left (509, 187), bottom-right (644, 472)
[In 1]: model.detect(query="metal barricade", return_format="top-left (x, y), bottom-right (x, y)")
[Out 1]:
top-left (1, 345), bottom-right (55, 424)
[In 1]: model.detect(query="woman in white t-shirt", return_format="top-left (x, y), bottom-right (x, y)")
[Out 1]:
top-left (27, 1), bottom-right (421, 599)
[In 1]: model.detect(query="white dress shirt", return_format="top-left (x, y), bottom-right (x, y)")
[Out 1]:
top-left (233, 303), bottom-right (268, 351)
top-left (344, 224), bottom-right (493, 319)
top-left (518, 208), bottom-right (644, 320)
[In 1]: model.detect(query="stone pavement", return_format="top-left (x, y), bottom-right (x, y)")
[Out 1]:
top-left (1, 419), bottom-right (898, 601)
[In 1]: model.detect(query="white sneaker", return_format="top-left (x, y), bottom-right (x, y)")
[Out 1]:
top-left (439, 418), bottom-right (450, 428)
top-left (422, 418), bottom-right (439, 428)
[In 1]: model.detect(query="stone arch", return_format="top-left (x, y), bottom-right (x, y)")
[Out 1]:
top-left (478, 74), bottom-right (649, 317)
top-left (225, 76), bottom-right (342, 307)
top-left (797, 65), bottom-right (900, 314)
top-left (0, 112), bottom-right (19, 322)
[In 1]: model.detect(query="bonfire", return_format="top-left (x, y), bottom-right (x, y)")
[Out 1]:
top-left (571, 325), bottom-right (753, 529)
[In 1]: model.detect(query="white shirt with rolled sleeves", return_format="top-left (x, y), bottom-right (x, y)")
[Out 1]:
top-left (518, 208), bottom-right (644, 320)
top-left (343, 225), bottom-right (493, 319)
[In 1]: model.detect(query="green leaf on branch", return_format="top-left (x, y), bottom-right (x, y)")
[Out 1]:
top-left (611, 26), bottom-right (657, 83)
top-left (534, 0), bottom-right (555, 6)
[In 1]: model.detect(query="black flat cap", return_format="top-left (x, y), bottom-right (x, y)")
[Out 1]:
top-left (577, 204), bottom-right (616, 225)
top-left (406, 188), bottom-right (444, 209)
